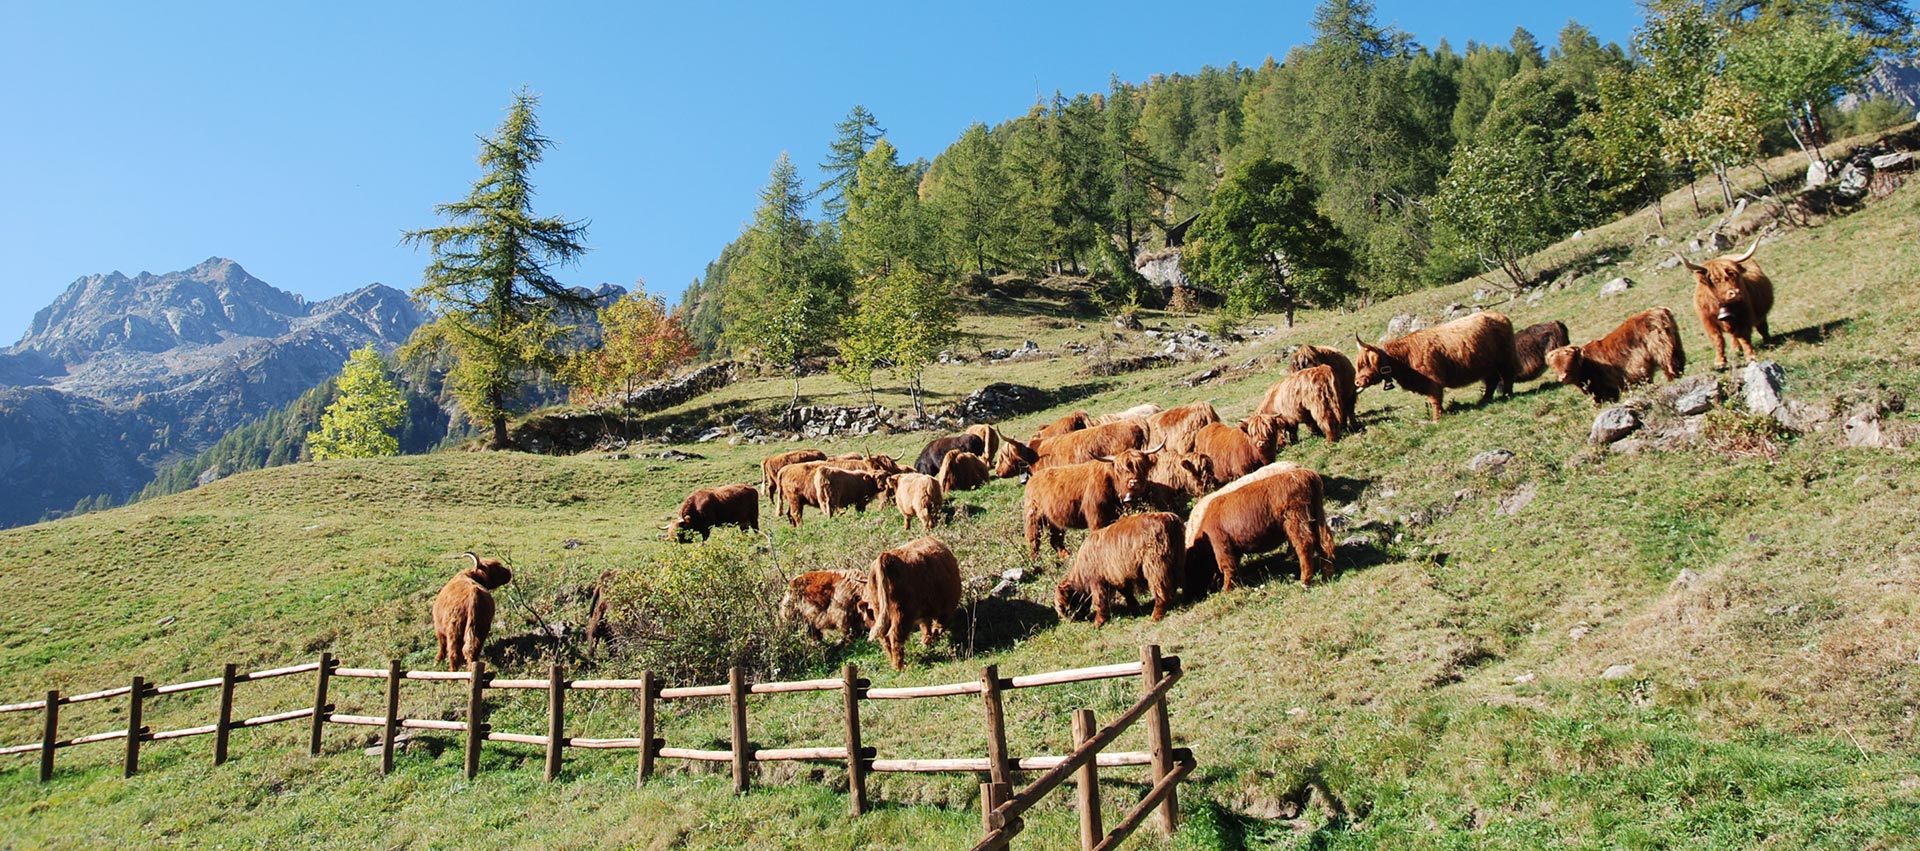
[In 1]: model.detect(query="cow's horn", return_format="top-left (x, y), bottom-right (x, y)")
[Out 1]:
top-left (1092, 453), bottom-right (1113, 462)
top-left (1143, 438), bottom-right (1166, 454)
top-left (1729, 239), bottom-right (1759, 263)
top-left (1354, 333), bottom-right (1383, 352)
top-left (1672, 251), bottom-right (1704, 272)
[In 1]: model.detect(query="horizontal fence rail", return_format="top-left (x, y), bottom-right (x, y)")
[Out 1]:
top-left (3, 646), bottom-right (1191, 849)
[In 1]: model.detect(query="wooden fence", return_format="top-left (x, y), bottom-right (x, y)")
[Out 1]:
top-left (2, 645), bottom-right (1192, 850)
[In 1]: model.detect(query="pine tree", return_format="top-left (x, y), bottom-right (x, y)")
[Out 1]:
top-left (816, 105), bottom-right (886, 224)
top-left (922, 123), bottom-right (1009, 277)
top-left (402, 88), bottom-right (591, 449)
top-left (307, 345), bottom-right (407, 460)
top-left (724, 154), bottom-right (850, 414)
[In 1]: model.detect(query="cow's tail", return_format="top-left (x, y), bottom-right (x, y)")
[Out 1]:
top-left (1308, 472), bottom-right (1335, 576)
top-left (867, 557), bottom-right (894, 642)
top-left (1653, 307), bottom-right (1686, 378)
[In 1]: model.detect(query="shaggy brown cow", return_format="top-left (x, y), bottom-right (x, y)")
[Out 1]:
top-left (1030, 410), bottom-right (1092, 443)
top-left (761, 449), bottom-right (827, 506)
top-left (668, 483), bottom-right (759, 541)
top-left (835, 453), bottom-right (909, 477)
top-left (812, 466), bottom-right (891, 518)
top-left (780, 569), bottom-right (869, 643)
top-left (1098, 402), bottom-right (1163, 424)
top-left (1185, 462), bottom-right (1334, 591)
top-left (1678, 241), bottom-right (1775, 369)
top-left (914, 434), bottom-right (985, 476)
top-left (937, 449), bottom-right (993, 492)
top-left (1290, 344), bottom-right (1358, 425)
top-left (889, 472), bottom-right (944, 531)
top-left (1254, 365), bottom-right (1346, 443)
top-left (1513, 320), bottom-right (1570, 382)
top-left (1056, 512), bottom-right (1185, 626)
top-left (1146, 402), bottom-right (1222, 454)
top-left (1033, 420), bottom-right (1149, 468)
top-left (1021, 451), bottom-right (1155, 559)
top-left (992, 437), bottom-right (1040, 479)
top-left (964, 424), bottom-right (1004, 469)
top-left (1354, 311), bottom-right (1519, 422)
top-left (859, 537), bottom-right (963, 671)
top-left (775, 461), bottom-right (834, 526)
top-left (1191, 416), bottom-right (1286, 485)
top-left (1546, 307), bottom-right (1687, 403)
top-left (432, 553), bottom-right (514, 671)
top-left (1140, 451), bottom-right (1216, 513)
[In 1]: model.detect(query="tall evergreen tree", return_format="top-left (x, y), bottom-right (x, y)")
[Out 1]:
top-left (816, 105), bottom-right (885, 223)
top-left (841, 138), bottom-right (929, 276)
top-left (1183, 156), bottom-right (1355, 328)
top-left (922, 123), bottom-right (1009, 277)
top-left (724, 154), bottom-right (850, 414)
top-left (402, 88), bottom-right (592, 449)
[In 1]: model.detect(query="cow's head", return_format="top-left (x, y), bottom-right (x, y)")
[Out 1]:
top-left (460, 553), bottom-right (513, 589)
top-left (1097, 440), bottom-right (1163, 503)
top-left (993, 440), bottom-right (1036, 482)
top-left (1544, 345), bottom-right (1584, 384)
top-left (1054, 579), bottom-right (1092, 621)
top-left (1240, 414), bottom-right (1288, 458)
top-left (1353, 335), bottom-right (1396, 391)
top-left (1678, 241), bottom-right (1759, 320)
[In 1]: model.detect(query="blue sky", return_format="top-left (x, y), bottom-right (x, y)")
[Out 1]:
top-left (0, 1), bottom-right (1640, 345)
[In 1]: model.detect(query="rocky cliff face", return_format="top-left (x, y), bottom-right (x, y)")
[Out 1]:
top-left (1839, 58), bottom-right (1920, 111)
top-left (0, 258), bottom-right (428, 527)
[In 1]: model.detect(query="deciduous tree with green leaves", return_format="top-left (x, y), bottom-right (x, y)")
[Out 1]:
top-left (307, 345), bottom-right (407, 460)
top-left (563, 289), bottom-right (697, 414)
top-left (402, 88), bottom-right (592, 449)
top-left (836, 263), bottom-right (957, 419)
top-left (1182, 156), bottom-right (1354, 328)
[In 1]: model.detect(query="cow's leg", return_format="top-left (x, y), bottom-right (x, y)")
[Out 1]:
top-left (1704, 318), bottom-right (1729, 369)
top-left (1050, 527), bottom-right (1069, 561)
top-left (1213, 538), bottom-right (1240, 592)
top-left (1427, 392), bottom-right (1445, 422)
top-left (1757, 316), bottom-right (1772, 345)
top-left (1092, 591), bottom-right (1109, 628)
top-left (1025, 511), bottom-right (1042, 560)
top-left (1282, 510), bottom-right (1322, 588)
top-left (903, 513), bottom-right (912, 531)
top-left (1734, 328), bottom-right (1758, 363)
top-left (885, 623), bottom-right (906, 671)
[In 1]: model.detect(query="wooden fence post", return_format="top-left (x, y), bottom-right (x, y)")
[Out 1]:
top-left (729, 666), bottom-right (749, 794)
top-left (213, 663), bottom-right (238, 767)
top-left (1141, 644), bottom-right (1178, 835)
top-left (842, 663), bottom-right (867, 816)
top-left (981, 781), bottom-right (1012, 835)
top-left (544, 663), bottom-right (566, 782)
top-left (1072, 708), bottom-right (1102, 851)
top-left (636, 671), bottom-right (656, 786)
top-left (380, 659), bottom-right (402, 776)
top-left (38, 690), bottom-right (59, 783)
top-left (464, 660), bottom-right (487, 780)
top-left (981, 664), bottom-right (1012, 793)
top-left (123, 676), bottom-right (146, 778)
top-left (308, 652), bottom-right (332, 756)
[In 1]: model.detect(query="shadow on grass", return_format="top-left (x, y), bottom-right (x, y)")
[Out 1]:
top-left (1774, 316), bottom-right (1853, 346)
top-left (957, 596), bottom-right (1059, 656)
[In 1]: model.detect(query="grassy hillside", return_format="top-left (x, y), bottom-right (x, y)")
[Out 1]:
top-left (4, 138), bottom-right (1920, 849)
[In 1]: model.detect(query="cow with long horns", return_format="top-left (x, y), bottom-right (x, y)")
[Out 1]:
top-left (1353, 311), bottom-right (1519, 422)
top-left (1676, 240), bottom-right (1775, 370)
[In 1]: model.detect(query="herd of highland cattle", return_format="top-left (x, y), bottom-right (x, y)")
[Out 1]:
top-left (430, 243), bottom-right (1779, 674)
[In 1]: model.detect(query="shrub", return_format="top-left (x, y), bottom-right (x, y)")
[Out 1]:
top-left (1700, 408), bottom-right (1789, 461)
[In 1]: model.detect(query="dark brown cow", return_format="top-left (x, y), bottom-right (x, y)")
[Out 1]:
top-left (859, 537), bottom-right (963, 671)
top-left (1033, 420), bottom-right (1149, 468)
top-left (1056, 512), bottom-right (1185, 626)
top-left (761, 449), bottom-right (826, 506)
top-left (668, 483), bottom-right (760, 541)
top-left (779, 569), bottom-right (868, 643)
top-left (1021, 451), bottom-right (1155, 559)
top-left (1546, 307), bottom-right (1687, 403)
top-left (1513, 320), bottom-right (1570, 382)
top-left (433, 553), bottom-right (513, 671)
top-left (1254, 365), bottom-right (1345, 443)
top-left (1677, 241), bottom-right (1775, 369)
top-left (1140, 451), bottom-right (1216, 513)
top-left (936, 448), bottom-right (993, 492)
top-left (1191, 416), bottom-right (1286, 485)
top-left (812, 466), bottom-right (891, 518)
top-left (914, 434), bottom-right (985, 476)
top-left (1185, 462), bottom-right (1334, 591)
top-left (1146, 402), bottom-right (1222, 454)
top-left (1290, 344), bottom-right (1358, 426)
top-left (1030, 410), bottom-right (1093, 443)
top-left (1354, 311), bottom-right (1519, 422)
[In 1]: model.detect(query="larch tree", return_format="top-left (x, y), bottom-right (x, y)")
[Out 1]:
top-left (816, 105), bottom-right (886, 224)
top-left (723, 154), bottom-right (850, 416)
top-left (922, 122), bottom-right (1009, 278)
top-left (402, 88), bottom-right (591, 449)
top-left (1182, 156), bottom-right (1354, 328)
top-left (841, 138), bottom-right (929, 277)
top-left (307, 345), bottom-right (407, 461)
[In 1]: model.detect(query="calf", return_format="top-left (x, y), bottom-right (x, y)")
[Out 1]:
top-left (1021, 450), bottom-right (1154, 559)
top-left (779, 569), bottom-right (869, 643)
top-left (762, 449), bottom-right (827, 507)
top-left (889, 472), bottom-right (944, 531)
top-left (1546, 307), bottom-right (1687, 403)
top-left (668, 483), bottom-right (760, 541)
top-left (859, 537), bottom-right (963, 671)
top-left (1290, 344), bottom-right (1358, 426)
top-left (1254, 365), bottom-right (1345, 443)
top-left (1146, 402), bottom-right (1222, 454)
top-left (1354, 310), bottom-right (1519, 422)
top-left (937, 448), bottom-right (993, 492)
top-left (433, 553), bottom-right (513, 671)
top-left (1191, 416), bottom-right (1286, 485)
top-left (1056, 512), bottom-right (1185, 626)
top-left (1141, 451), bottom-right (1216, 513)
top-left (1512, 320), bottom-right (1570, 382)
top-left (914, 434), bottom-right (984, 476)
top-left (1185, 462), bottom-right (1334, 591)
top-left (1678, 241), bottom-right (1775, 369)
top-left (812, 466), bottom-right (891, 518)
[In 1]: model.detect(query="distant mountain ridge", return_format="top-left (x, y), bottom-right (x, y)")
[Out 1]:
top-left (0, 258), bottom-right (429, 527)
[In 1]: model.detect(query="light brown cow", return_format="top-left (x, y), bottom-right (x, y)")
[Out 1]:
top-left (1140, 451), bottom-right (1216, 513)
top-left (1354, 311), bottom-right (1519, 422)
top-left (1191, 416), bottom-right (1286, 485)
top-left (1513, 320), bottom-right (1571, 382)
top-left (812, 466), bottom-right (891, 518)
top-left (432, 553), bottom-right (514, 671)
top-left (992, 437), bottom-right (1040, 479)
top-left (937, 449), bottom-right (993, 492)
top-left (964, 424), bottom-right (1004, 469)
top-left (1098, 402), bottom-right (1163, 424)
top-left (1253, 365), bottom-right (1346, 443)
top-left (1056, 512), bottom-right (1185, 626)
top-left (1677, 241), bottom-right (1775, 369)
top-left (1033, 420), bottom-right (1149, 469)
top-left (859, 537), bottom-right (963, 671)
top-left (1021, 451), bottom-right (1155, 559)
top-left (1546, 307), bottom-right (1687, 404)
top-left (761, 449), bottom-right (827, 506)
top-left (889, 472), bottom-right (944, 531)
top-left (1185, 462), bottom-right (1334, 591)
top-left (780, 569), bottom-right (869, 643)
top-left (668, 483), bottom-right (759, 541)
top-left (1146, 402), bottom-right (1222, 454)
top-left (1031, 410), bottom-right (1093, 443)
top-left (1290, 344), bottom-right (1358, 426)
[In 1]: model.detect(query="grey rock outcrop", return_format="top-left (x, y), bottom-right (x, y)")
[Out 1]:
top-left (1591, 407), bottom-right (1642, 444)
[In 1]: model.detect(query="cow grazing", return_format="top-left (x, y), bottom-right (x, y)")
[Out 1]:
top-left (1512, 320), bottom-right (1571, 382)
top-left (859, 537), bottom-right (963, 671)
top-left (812, 466), bottom-right (891, 518)
top-left (1056, 512), bottom-right (1186, 626)
top-left (889, 472), bottom-right (945, 531)
top-left (1677, 241), bottom-right (1775, 369)
top-left (762, 449), bottom-right (827, 507)
top-left (780, 569), bottom-right (870, 643)
top-left (668, 483), bottom-right (760, 541)
top-left (937, 448), bottom-right (993, 492)
top-left (1030, 411), bottom-right (1093, 443)
top-left (914, 434), bottom-right (985, 476)
top-left (1192, 416), bottom-right (1286, 485)
top-left (1546, 307), bottom-right (1687, 404)
top-left (1254, 365), bottom-right (1346, 443)
top-left (1021, 451), bottom-right (1155, 559)
top-left (964, 424), bottom-right (1004, 469)
top-left (775, 461), bottom-right (832, 526)
top-left (1185, 462), bottom-right (1334, 591)
top-left (1140, 451), bottom-right (1216, 513)
top-left (992, 437), bottom-right (1040, 479)
top-left (1354, 311), bottom-right (1519, 422)
top-left (834, 453), bottom-right (909, 477)
top-left (1290, 344), bottom-right (1358, 426)
top-left (433, 553), bottom-right (513, 671)
top-left (1146, 402), bottom-right (1222, 454)
top-left (1033, 420), bottom-right (1149, 468)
